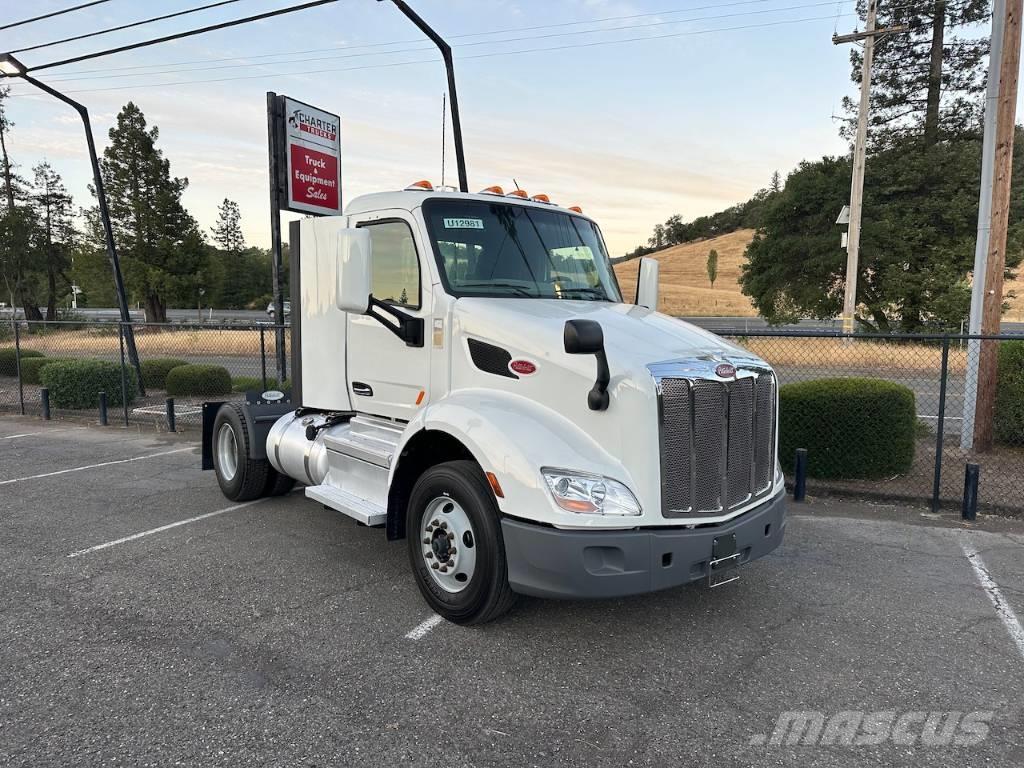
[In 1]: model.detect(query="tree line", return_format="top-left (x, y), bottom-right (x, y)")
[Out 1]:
top-left (0, 93), bottom-right (286, 323)
top-left (627, 0), bottom-right (1024, 332)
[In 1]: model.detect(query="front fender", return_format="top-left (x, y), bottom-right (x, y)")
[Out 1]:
top-left (392, 389), bottom-right (638, 529)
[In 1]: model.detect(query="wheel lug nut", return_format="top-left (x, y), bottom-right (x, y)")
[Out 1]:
top-left (431, 562), bottom-right (440, 570)
top-left (447, 532), bottom-right (455, 540)
top-left (446, 559), bottom-right (454, 567)
top-left (449, 547), bottom-right (457, 555)
top-left (439, 521), bottom-right (448, 529)
top-left (439, 566), bottom-right (448, 573)
top-left (423, 537), bottom-right (431, 544)
top-left (425, 552), bottom-right (433, 559)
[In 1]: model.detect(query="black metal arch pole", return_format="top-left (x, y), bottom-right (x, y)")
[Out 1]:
top-left (385, 0), bottom-right (468, 192)
top-left (19, 73), bottom-right (146, 395)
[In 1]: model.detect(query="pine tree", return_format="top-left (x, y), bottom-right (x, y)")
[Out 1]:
top-left (97, 102), bottom-right (206, 322)
top-left (770, 171), bottom-right (782, 194)
top-left (843, 0), bottom-right (989, 149)
top-left (30, 162), bottom-right (76, 320)
top-left (706, 249), bottom-right (719, 289)
top-left (212, 198), bottom-right (245, 254)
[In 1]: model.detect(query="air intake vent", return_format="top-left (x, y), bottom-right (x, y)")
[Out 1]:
top-left (468, 339), bottom-right (517, 379)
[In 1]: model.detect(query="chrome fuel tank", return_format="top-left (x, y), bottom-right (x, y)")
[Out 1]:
top-left (267, 412), bottom-right (347, 486)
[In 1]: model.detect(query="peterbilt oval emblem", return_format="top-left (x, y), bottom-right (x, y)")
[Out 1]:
top-left (715, 363), bottom-right (737, 378)
top-left (509, 359), bottom-right (537, 376)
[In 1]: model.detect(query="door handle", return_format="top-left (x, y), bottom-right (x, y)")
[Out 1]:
top-left (352, 382), bottom-right (373, 397)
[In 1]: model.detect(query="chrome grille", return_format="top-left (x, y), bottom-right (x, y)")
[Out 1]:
top-left (656, 364), bottom-right (776, 518)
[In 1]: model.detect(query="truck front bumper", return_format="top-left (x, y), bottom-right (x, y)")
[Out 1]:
top-left (501, 491), bottom-right (786, 599)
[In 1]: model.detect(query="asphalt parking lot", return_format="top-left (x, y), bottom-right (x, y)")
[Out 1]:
top-left (2, 417), bottom-right (1023, 767)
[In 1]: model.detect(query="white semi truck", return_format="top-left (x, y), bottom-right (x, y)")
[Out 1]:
top-left (202, 182), bottom-right (786, 624)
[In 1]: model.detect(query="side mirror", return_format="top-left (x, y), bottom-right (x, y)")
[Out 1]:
top-left (336, 228), bottom-right (372, 313)
top-left (635, 257), bottom-right (659, 310)
top-left (564, 319), bottom-right (610, 411)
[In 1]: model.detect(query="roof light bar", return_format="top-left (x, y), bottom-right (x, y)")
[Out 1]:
top-left (479, 185), bottom-right (504, 196)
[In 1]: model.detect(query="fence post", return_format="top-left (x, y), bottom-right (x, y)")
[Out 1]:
top-left (13, 318), bottom-right (25, 415)
top-left (793, 448), bottom-right (808, 502)
top-left (40, 387), bottom-right (50, 420)
top-left (260, 325), bottom-right (268, 390)
top-left (118, 322), bottom-right (129, 427)
top-left (962, 463), bottom-right (980, 521)
top-left (931, 335), bottom-right (950, 512)
top-left (166, 397), bottom-right (176, 433)
top-left (98, 391), bottom-right (108, 426)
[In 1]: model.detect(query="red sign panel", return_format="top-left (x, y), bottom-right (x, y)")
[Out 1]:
top-left (289, 144), bottom-right (339, 211)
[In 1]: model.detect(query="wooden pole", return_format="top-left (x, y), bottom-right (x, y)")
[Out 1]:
top-left (972, 0), bottom-right (1022, 452)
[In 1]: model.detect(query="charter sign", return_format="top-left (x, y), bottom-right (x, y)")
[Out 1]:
top-left (283, 97), bottom-right (341, 216)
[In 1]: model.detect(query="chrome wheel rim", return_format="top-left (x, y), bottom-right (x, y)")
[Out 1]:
top-left (216, 423), bottom-right (238, 482)
top-left (420, 496), bottom-right (477, 593)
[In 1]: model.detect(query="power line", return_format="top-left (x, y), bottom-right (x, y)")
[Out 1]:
top-left (26, 0), bottom-right (342, 73)
top-left (31, 0), bottom-right (859, 84)
top-left (0, 0), bottom-right (114, 32)
top-left (12, 0), bottom-right (245, 55)
top-left (37, 0), bottom-right (846, 77)
top-left (7, 12), bottom-right (859, 97)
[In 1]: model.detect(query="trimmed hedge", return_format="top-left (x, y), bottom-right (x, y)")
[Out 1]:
top-left (232, 376), bottom-right (279, 393)
top-left (39, 359), bottom-right (138, 409)
top-left (995, 341), bottom-right (1024, 446)
top-left (779, 377), bottom-right (916, 480)
top-left (141, 358), bottom-right (188, 389)
top-left (20, 356), bottom-right (76, 385)
top-left (0, 348), bottom-right (44, 376)
top-left (165, 364), bottom-right (232, 397)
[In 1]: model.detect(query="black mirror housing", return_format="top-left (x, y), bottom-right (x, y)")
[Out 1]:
top-left (564, 319), bottom-right (604, 355)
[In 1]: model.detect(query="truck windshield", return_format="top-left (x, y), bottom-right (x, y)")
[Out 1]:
top-left (422, 199), bottom-right (623, 302)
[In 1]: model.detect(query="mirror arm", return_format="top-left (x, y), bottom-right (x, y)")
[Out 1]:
top-left (367, 296), bottom-right (424, 347)
top-left (589, 350), bottom-right (611, 411)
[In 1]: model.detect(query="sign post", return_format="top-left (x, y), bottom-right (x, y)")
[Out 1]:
top-left (267, 92), bottom-right (342, 384)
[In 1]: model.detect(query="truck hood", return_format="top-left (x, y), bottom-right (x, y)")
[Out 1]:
top-left (452, 298), bottom-right (759, 370)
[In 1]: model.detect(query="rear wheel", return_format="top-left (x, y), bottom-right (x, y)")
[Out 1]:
top-left (212, 403), bottom-right (270, 501)
top-left (263, 468), bottom-right (297, 496)
top-left (406, 460), bottom-right (517, 625)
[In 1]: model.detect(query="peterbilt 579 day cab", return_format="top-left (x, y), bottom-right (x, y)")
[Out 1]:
top-left (203, 182), bottom-right (786, 624)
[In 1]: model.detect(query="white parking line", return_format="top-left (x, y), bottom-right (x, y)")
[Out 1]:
top-left (0, 447), bottom-right (192, 485)
top-left (0, 427), bottom-right (86, 440)
top-left (960, 536), bottom-right (1024, 661)
top-left (405, 613), bottom-right (444, 640)
top-left (67, 498), bottom-right (268, 558)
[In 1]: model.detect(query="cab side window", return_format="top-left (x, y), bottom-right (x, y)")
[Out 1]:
top-left (364, 221), bottom-right (420, 309)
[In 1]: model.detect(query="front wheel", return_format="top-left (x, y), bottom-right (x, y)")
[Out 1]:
top-left (406, 461), bottom-right (517, 625)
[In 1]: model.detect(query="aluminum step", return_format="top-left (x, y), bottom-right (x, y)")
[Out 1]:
top-left (322, 414), bottom-right (403, 468)
top-left (305, 483), bottom-right (387, 526)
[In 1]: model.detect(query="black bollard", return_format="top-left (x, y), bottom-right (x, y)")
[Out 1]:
top-left (962, 463), bottom-right (979, 521)
top-left (98, 391), bottom-right (108, 426)
top-left (166, 398), bottom-right (176, 433)
top-left (793, 448), bottom-right (808, 502)
top-left (40, 387), bottom-right (51, 420)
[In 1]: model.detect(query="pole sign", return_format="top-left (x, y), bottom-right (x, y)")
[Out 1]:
top-left (278, 96), bottom-right (342, 216)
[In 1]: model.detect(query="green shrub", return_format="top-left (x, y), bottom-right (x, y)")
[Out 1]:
top-left (165, 364), bottom-right (232, 397)
top-left (779, 377), bottom-right (916, 480)
top-left (995, 341), bottom-right (1024, 446)
top-left (0, 348), bottom-right (44, 376)
top-left (140, 358), bottom-right (188, 389)
top-left (40, 359), bottom-right (138, 409)
top-left (231, 375), bottom-right (279, 393)
top-left (20, 356), bottom-right (76, 385)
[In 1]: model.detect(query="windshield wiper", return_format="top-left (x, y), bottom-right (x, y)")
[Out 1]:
top-left (558, 287), bottom-right (609, 300)
top-left (456, 281), bottom-right (538, 297)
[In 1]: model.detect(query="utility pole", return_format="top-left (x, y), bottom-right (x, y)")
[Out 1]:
top-left (833, 1), bottom-right (910, 335)
top-left (964, 0), bottom-right (1022, 452)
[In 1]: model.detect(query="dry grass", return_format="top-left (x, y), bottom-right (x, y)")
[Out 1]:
top-left (615, 229), bottom-right (758, 317)
top-left (734, 336), bottom-right (967, 374)
top-left (5, 327), bottom-right (287, 358)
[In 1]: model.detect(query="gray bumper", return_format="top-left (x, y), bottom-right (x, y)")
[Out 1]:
top-left (501, 491), bottom-right (787, 599)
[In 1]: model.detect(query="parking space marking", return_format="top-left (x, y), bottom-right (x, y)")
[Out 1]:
top-left (0, 447), bottom-right (192, 485)
top-left (405, 613), bottom-right (444, 640)
top-left (0, 427), bottom-right (86, 440)
top-left (960, 536), bottom-right (1024, 661)
top-left (67, 498), bottom-right (268, 558)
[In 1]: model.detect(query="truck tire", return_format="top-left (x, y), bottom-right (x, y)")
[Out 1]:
top-left (263, 468), bottom-right (297, 497)
top-left (212, 403), bottom-right (270, 502)
top-left (406, 460), bottom-right (517, 625)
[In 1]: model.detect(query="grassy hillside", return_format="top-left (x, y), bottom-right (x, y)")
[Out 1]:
top-left (614, 229), bottom-right (758, 317)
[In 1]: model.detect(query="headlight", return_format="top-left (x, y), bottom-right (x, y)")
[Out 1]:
top-left (541, 468), bottom-right (641, 516)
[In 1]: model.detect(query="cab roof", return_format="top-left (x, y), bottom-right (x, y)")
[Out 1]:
top-left (343, 189), bottom-right (594, 221)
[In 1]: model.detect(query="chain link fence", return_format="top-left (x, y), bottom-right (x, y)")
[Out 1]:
top-left (2, 320), bottom-right (1022, 514)
top-left (721, 331), bottom-right (1024, 515)
top-left (0, 320), bottom-right (290, 430)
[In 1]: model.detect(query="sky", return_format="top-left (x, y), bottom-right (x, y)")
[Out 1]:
top-left (0, 0), bottom-right (988, 256)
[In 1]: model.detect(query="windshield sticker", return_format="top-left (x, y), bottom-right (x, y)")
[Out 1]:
top-left (443, 217), bottom-right (484, 230)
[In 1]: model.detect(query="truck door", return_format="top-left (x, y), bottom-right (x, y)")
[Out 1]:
top-left (346, 213), bottom-right (431, 420)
